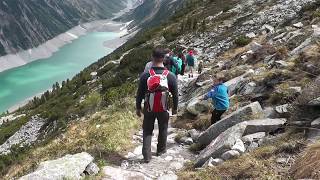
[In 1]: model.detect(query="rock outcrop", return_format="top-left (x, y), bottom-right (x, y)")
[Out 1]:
top-left (20, 152), bottom-right (95, 180)
top-left (198, 102), bottom-right (264, 147)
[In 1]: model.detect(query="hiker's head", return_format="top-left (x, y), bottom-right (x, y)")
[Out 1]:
top-left (152, 48), bottom-right (166, 63)
top-left (213, 73), bottom-right (225, 85)
top-left (189, 50), bottom-right (194, 56)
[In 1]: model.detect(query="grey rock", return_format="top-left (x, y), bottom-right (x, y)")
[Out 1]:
top-left (232, 139), bottom-right (246, 153)
top-left (250, 42), bottom-right (263, 52)
top-left (188, 129), bottom-right (201, 141)
top-left (293, 22), bottom-right (304, 28)
top-left (203, 157), bottom-right (224, 167)
top-left (194, 122), bottom-right (247, 167)
top-left (247, 142), bottom-right (259, 152)
top-left (186, 96), bottom-right (212, 116)
top-left (311, 117), bottom-right (320, 128)
top-left (198, 102), bottom-right (264, 147)
top-left (246, 32), bottom-right (256, 38)
top-left (240, 82), bottom-right (256, 95)
top-left (244, 118), bottom-right (287, 135)
top-left (308, 97), bottom-right (320, 106)
top-left (0, 116), bottom-right (46, 155)
top-left (242, 132), bottom-right (266, 144)
top-left (169, 162), bottom-right (184, 170)
top-left (263, 107), bottom-right (278, 118)
top-left (225, 69), bottom-right (254, 96)
top-left (275, 104), bottom-right (289, 114)
top-left (261, 24), bottom-right (275, 34)
top-left (276, 157), bottom-right (288, 164)
top-left (85, 162), bottom-right (100, 176)
top-left (20, 152), bottom-right (94, 180)
top-left (221, 150), bottom-right (241, 160)
top-left (180, 137), bottom-right (194, 145)
top-left (288, 86), bottom-right (302, 94)
top-left (274, 60), bottom-right (289, 68)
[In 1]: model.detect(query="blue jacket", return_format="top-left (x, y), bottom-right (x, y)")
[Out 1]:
top-left (204, 83), bottom-right (229, 110)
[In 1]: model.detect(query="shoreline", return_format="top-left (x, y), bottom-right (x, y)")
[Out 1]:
top-left (0, 20), bottom-right (128, 73)
top-left (7, 22), bottom-right (135, 113)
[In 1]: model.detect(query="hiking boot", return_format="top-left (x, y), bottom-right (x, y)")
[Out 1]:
top-left (144, 158), bottom-right (151, 163)
top-left (156, 150), bottom-right (167, 157)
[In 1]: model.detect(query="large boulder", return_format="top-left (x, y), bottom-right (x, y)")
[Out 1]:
top-left (20, 152), bottom-right (94, 180)
top-left (198, 102), bottom-right (264, 146)
top-left (186, 96), bottom-right (211, 116)
top-left (194, 122), bottom-right (247, 167)
top-left (244, 118), bottom-right (287, 135)
top-left (225, 69), bottom-right (254, 96)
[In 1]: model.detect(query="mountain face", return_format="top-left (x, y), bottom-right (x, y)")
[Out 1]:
top-left (0, 0), bottom-right (131, 56)
top-left (118, 0), bottom-right (186, 28)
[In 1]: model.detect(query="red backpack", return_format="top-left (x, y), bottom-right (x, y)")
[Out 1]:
top-left (145, 69), bottom-right (170, 112)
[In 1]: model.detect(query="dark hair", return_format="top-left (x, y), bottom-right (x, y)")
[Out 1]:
top-left (152, 48), bottom-right (165, 60)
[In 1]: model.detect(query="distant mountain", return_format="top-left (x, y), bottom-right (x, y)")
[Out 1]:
top-left (118, 0), bottom-right (186, 28)
top-left (0, 0), bottom-right (135, 56)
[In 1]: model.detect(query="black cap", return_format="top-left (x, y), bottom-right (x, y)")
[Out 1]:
top-left (152, 48), bottom-right (166, 59)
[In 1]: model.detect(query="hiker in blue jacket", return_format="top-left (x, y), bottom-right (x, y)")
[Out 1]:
top-left (203, 74), bottom-right (230, 125)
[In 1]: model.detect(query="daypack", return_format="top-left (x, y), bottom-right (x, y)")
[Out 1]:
top-left (145, 69), bottom-right (170, 112)
top-left (171, 57), bottom-right (183, 74)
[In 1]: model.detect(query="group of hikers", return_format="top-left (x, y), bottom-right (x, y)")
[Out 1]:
top-left (136, 48), bottom-right (230, 163)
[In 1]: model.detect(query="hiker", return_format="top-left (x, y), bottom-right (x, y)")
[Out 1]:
top-left (186, 50), bottom-right (196, 78)
top-left (136, 48), bottom-right (178, 163)
top-left (164, 52), bottom-right (179, 76)
top-left (203, 74), bottom-right (229, 125)
top-left (144, 59), bottom-right (164, 73)
top-left (198, 60), bottom-right (203, 74)
top-left (170, 54), bottom-right (183, 76)
top-left (178, 52), bottom-right (186, 75)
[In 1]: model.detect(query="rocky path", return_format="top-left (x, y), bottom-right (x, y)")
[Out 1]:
top-left (101, 74), bottom-right (199, 180)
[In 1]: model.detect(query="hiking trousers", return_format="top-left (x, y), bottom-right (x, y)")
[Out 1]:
top-left (142, 111), bottom-right (169, 161)
top-left (211, 109), bottom-right (226, 125)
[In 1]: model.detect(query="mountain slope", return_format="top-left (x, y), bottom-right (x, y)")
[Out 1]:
top-left (0, 0), bottom-right (131, 56)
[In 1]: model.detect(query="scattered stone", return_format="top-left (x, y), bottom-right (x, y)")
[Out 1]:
top-left (250, 42), bottom-right (263, 52)
top-left (85, 162), bottom-right (100, 176)
top-left (240, 82), bottom-right (256, 95)
top-left (204, 157), bottom-right (224, 167)
top-left (274, 60), bottom-right (289, 68)
top-left (221, 150), bottom-right (241, 160)
top-left (158, 173), bottom-right (178, 180)
top-left (262, 24), bottom-right (275, 34)
top-left (180, 137), bottom-right (193, 145)
top-left (20, 152), bottom-right (94, 180)
top-left (244, 118), bottom-right (287, 135)
top-left (276, 157), bottom-right (288, 164)
top-left (247, 142), bottom-right (259, 152)
top-left (121, 160), bottom-right (129, 169)
top-left (275, 104), bottom-right (289, 114)
top-left (194, 122), bottom-right (247, 167)
top-left (308, 97), bottom-right (320, 106)
top-left (169, 162), bottom-right (184, 170)
top-left (263, 107), bottom-right (278, 119)
top-left (198, 102), bottom-right (264, 147)
top-left (0, 117), bottom-right (46, 155)
top-left (165, 156), bottom-right (174, 161)
top-left (242, 132), bottom-right (266, 144)
top-left (232, 139), bottom-right (246, 153)
top-left (311, 117), bottom-right (320, 128)
top-left (102, 166), bottom-right (152, 180)
top-left (133, 145), bottom-right (142, 155)
top-left (246, 32), bottom-right (256, 38)
top-left (289, 87), bottom-right (302, 94)
top-left (293, 22), bottom-right (304, 28)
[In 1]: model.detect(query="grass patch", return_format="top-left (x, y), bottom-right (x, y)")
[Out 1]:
top-left (4, 98), bottom-right (140, 179)
top-left (234, 35), bottom-right (252, 47)
top-left (178, 133), bottom-right (305, 179)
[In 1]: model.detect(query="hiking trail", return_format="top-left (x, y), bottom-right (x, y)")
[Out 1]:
top-left (101, 73), bottom-right (199, 180)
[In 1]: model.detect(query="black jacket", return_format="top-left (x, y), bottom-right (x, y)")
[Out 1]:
top-left (136, 67), bottom-right (178, 111)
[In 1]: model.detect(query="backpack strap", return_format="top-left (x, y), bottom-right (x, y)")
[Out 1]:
top-left (162, 70), bottom-right (169, 77)
top-left (149, 69), bottom-right (156, 76)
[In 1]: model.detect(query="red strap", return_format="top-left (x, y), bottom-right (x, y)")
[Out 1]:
top-left (162, 70), bottom-right (169, 77)
top-left (149, 69), bottom-right (156, 76)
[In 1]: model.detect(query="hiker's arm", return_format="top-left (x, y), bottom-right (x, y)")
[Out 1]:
top-left (203, 89), bottom-right (215, 100)
top-left (169, 74), bottom-right (179, 111)
top-left (172, 60), bottom-right (179, 75)
top-left (136, 74), bottom-right (146, 111)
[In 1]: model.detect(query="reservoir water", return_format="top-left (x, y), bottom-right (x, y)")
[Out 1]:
top-left (0, 32), bottom-right (119, 113)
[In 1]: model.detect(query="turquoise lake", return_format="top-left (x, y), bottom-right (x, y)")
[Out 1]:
top-left (0, 32), bottom-right (119, 113)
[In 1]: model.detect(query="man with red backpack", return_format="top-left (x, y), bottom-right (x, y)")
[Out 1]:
top-left (136, 48), bottom-right (178, 163)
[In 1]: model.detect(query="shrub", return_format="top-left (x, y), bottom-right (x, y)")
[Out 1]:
top-left (104, 83), bottom-right (137, 104)
top-left (234, 35), bottom-right (252, 47)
